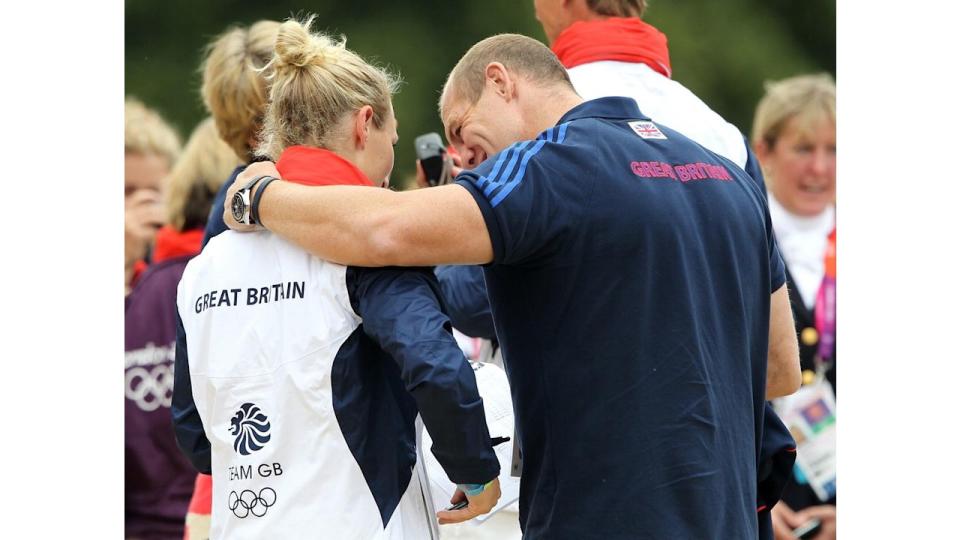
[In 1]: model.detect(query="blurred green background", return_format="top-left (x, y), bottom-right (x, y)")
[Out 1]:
top-left (126, 0), bottom-right (835, 187)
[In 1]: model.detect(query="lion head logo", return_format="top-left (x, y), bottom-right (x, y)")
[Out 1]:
top-left (230, 402), bottom-right (271, 455)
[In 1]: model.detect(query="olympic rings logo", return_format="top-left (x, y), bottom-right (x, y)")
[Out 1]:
top-left (125, 364), bottom-right (174, 412)
top-left (228, 488), bottom-right (277, 518)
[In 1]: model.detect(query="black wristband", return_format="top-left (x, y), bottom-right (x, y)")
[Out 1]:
top-left (251, 176), bottom-right (279, 227)
top-left (240, 174), bottom-right (264, 193)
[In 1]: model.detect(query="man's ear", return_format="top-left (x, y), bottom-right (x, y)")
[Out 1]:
top-left (485, 62), bottom-right (516, 101)
top-left (354, 105), bottom-right (375, 149)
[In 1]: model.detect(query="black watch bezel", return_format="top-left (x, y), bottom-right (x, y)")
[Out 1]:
top-left (231, 175), bottom-right (270, 225)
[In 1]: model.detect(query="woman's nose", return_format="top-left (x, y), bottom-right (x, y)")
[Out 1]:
top-left (811, 148), bottom-right (832, 175)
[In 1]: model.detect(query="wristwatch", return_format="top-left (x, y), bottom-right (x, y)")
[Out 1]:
top-left (231, 175), bottom-right (268, 225)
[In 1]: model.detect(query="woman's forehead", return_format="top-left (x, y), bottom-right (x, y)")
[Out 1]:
top-left (783, 109), bottom-right (835, 141)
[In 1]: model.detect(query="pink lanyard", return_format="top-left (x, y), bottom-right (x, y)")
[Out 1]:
top-left (813, 227), bottom-right (836, 367)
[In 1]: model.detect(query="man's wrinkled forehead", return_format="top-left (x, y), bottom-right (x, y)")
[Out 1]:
top-left (440, 81), bottom-right (460, 120)
top-left (440, 85), bottom-right (468, 138)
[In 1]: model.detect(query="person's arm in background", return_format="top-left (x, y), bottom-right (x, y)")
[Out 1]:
top-left (761, 162), bottom-right (801, 399)
top-left (225, 162), bottom-right (492, 267)
top-left (347, 265), bottom-right (501, 522)
top-left (768, 284), bottom-right (802, 398)
top-left (416, 155), bottom-right (499, 341)
top-left (171, 311), bottom-right (212, 474)
top-left (201, 166), bottom-right (245, 248)
top-left (434, 265), bottom-right (497, 340)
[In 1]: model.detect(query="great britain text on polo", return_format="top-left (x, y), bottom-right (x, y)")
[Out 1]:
top-left (194, 281), bottom-right (306, 313)
top-left (630, 160), bottom-right (733, 182)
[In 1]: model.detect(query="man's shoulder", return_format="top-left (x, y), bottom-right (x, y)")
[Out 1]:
top-left (462, 127), bottom-right (575, 187)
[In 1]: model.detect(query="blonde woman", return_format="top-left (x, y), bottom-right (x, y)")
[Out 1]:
top-left (125, 117), bottom-right (241, 540)
top-left (172, 17), bottom-right (500, 540)
top-left (753, 73), bottom-right (837, 540)
top-left (125, 97), bottom-right (181, 294)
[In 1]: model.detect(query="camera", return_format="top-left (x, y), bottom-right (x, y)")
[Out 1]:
top-left (415, 132), bottom-right (454, 186)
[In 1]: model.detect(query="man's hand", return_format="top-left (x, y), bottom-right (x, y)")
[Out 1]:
top-left (414, 153), bottom-right (464, 189)
top-left (796, 505), bottom-right (836, 540)
top-left (223, 161), bottom-right (281, 232)
top-left (772, 502), bottom-right (836, 540)
top-left (436, 478), bottom-right (501, 525)
top-left (772, 502), bottom-right (803, 539)
top-left (414, 159), bottom-right (430, 189)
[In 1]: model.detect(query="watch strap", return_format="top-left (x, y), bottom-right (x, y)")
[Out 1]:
top-left (237, 175), bottom-right (272, 225)
top-left (241, 174), bottom-right (266, 193)
top-left (250, 176), bottom-right (279, 227)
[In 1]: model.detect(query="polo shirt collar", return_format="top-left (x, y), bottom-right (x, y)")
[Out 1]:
top-left (556, 96), bottom-right (648, 124)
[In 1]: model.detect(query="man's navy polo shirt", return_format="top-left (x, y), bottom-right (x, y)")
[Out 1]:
top-left (456, 97), bottom-right (786, 539)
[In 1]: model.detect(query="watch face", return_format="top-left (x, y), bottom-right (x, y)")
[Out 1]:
top-left (231, 192), bottom-right (246, 223)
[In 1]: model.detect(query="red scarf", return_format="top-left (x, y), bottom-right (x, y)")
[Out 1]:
top-left (152, 226), bottom-right (203, 263)
top-left (276, 145), bottom-right (374, 187)
top-left (551, 17), bottom-right (672, 78)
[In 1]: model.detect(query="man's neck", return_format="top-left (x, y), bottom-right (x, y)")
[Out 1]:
top-left (523, 88), bottom-right (584, 138)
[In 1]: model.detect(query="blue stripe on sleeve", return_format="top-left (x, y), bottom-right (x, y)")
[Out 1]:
top-left (490, 137), bottom-right (549, 208)
top-left (537, 126), bottom-right (557, 142)
top-left (474, 124), bottom-right (568, 206)
top-left (475, 144), bottom-right (513, 190)
top-left (477, 140), bottom-right (529, 190)
top-left (483, 140), bottom-right (531, 197)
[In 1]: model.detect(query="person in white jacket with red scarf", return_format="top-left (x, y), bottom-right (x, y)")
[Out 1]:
top-left (533, 0), bottom-right (753, 172)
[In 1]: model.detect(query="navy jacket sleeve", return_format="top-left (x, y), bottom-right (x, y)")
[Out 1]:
top-left (434, 265), bottom-right (497, 340)
top-left (347, 266), bottom-right (500, 485)
top-left (757, 403), bottom-right (797, 540)
top-left (201, 165), bottom-right (245, 248)
top-left (171, 310), bottom-right (212, 474)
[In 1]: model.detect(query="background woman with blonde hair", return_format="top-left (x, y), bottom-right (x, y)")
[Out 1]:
top-left (172, 17), bottom-right (500, 539)
top-left (200, 19), bottom-right (281, 245)
top-left (125, 97), bottom-right (181, 294)
top-left (125, 117), bottom-right (241, 540)
top-left (753, 73), bottom-right (837, 540)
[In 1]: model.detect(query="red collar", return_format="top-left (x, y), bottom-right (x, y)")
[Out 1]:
top-left (153, 226), bottom-right (203, 262)
top-left (551, 17), bottom-right (672, 78)
top-left (276, 145), bottom-right (374, 187)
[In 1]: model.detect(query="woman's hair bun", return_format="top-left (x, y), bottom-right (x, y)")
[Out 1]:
top-left (274, 17), bottom-right (329, 69)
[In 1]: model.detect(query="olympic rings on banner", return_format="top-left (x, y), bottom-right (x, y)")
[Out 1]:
top-left (125, 364), bottom-right (174, 412)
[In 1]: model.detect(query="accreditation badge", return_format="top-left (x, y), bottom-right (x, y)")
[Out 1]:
top-left (774, 378), bottom-right (837, 501)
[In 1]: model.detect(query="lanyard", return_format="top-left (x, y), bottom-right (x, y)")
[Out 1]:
top-left (813, 227), bottom-right (836, 374)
